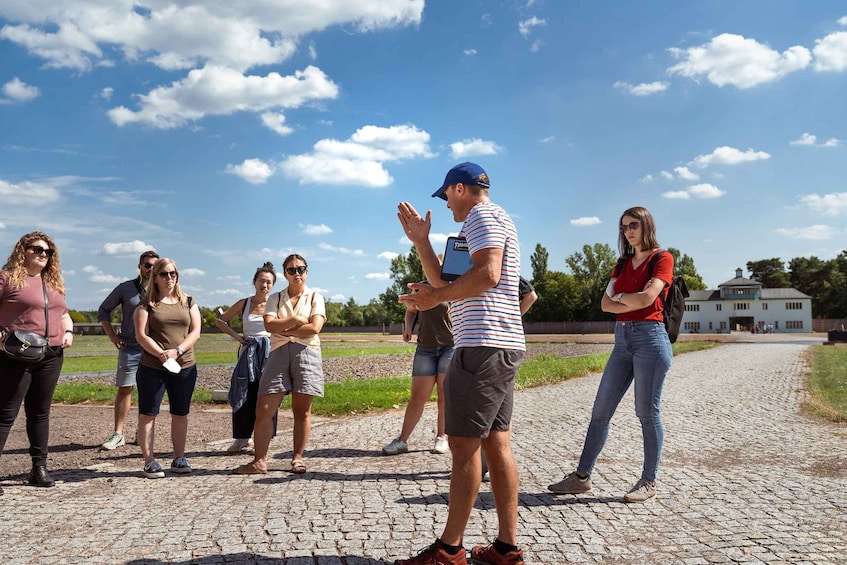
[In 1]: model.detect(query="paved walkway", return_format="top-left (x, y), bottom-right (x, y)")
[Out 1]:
top-left (1, 339), bottom-right (845, 564)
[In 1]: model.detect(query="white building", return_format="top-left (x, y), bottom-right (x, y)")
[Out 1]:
top-left (682, 268), bottom-right (813, 334)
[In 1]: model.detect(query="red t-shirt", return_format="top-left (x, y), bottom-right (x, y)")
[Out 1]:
top-left (612, 250), bottom-right (674, 322)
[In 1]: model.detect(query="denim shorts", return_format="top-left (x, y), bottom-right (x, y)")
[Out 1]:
top-left (412, 345), bottom-right (455, 376)
top-left (115, 342), bottom-right (142, 387)
top-left (136, 363), bottom-right (198, 416)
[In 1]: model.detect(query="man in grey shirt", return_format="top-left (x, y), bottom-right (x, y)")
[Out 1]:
top-left (97, 250), bottom-right (159, 450)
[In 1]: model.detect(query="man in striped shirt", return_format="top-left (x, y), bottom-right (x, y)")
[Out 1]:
top-left (396, 162), bottom-right (527, 565)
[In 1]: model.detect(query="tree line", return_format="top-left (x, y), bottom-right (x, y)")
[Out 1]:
top-left (68, 245), bottom-right (847, 327)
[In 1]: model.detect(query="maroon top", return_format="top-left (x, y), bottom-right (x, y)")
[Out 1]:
top-left (0, 271), bottom-right (69, 346)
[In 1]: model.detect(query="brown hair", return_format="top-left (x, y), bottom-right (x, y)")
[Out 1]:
top-left (138, 250), bottom-right (159, 266)
top-left (617, 206), bottom-right (660, 257)
top-left (1, 231), bottom-right (65, 294)
top-left (143, 257), bottom-right (188, 307)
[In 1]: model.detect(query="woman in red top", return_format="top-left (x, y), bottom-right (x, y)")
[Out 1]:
top-left (549, 206), bottom-right (674, 503)
top-left (0, 232), bottom-right (75, 492)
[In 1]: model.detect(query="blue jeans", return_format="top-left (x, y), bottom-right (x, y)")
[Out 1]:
top-left (577, 321), bottom-right (672, 481)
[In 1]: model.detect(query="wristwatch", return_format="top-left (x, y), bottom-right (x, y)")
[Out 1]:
top-left (615, 292), bottom-right (625, 303)
top-left (176, 346), bottom-right (184, 356)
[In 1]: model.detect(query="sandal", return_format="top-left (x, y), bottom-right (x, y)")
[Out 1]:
top-left (291, 459), bottom-right (306, 474)
top-left (231, 461), bottom-right (267, 475)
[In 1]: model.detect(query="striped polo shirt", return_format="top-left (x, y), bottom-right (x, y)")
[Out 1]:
top-left (452, 201), bottom-right (526, 351)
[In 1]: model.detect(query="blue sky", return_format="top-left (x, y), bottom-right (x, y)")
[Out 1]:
top-left (1, 1), bottom-right (846, 311)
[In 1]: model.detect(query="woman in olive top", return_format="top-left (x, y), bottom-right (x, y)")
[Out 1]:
top-left (134, 258), bottom-right (202, 479)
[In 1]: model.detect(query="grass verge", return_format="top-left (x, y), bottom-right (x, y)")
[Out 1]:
top-left (804, 345), bottom-right (847, 422)
top-left (54, 340), bottom-right (720, 416)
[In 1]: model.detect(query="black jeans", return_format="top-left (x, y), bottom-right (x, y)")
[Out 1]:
top-left (0, 350), bottom-right (64, 468)
top-left (232, 377), bottom-right (277, 439)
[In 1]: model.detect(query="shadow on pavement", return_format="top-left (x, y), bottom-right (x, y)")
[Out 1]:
top-left (127, 554), bottom-right (394, 564)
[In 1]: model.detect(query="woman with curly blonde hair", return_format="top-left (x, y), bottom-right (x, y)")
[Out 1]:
top-left (0, 231), bottom-right (75, 493)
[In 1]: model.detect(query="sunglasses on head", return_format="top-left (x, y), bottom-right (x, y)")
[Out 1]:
top-left (285, 266), bottom-right (308, 276)
top-left (27, 245), bottom-right (54, 257)
top-left (620, 221), bottom-right (641, 233)
top-left (157, 270), bottom-right (178, 279)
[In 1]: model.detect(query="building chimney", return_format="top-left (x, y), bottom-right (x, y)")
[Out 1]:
top-left (735, 268), bottom-right (743, 278)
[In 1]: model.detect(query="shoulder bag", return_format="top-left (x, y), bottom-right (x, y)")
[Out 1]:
top-left (1, 279), bottom-right (50, 364)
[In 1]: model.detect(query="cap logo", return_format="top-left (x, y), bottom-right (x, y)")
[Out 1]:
top-left (477, 172), bottom-right (489, 186)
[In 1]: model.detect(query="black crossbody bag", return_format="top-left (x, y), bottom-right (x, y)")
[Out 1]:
top-left (1, 279), bottom-right (50, 364)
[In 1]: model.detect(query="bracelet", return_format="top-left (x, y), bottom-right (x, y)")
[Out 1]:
top-left (176, 346), bottom-right (184, 356)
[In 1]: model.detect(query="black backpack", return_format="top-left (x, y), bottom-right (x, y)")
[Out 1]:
top-left (614, 251), bottom-right (689, 343)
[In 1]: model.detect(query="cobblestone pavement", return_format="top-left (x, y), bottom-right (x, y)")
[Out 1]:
top-left (1, 338), bottom-right (845, 564)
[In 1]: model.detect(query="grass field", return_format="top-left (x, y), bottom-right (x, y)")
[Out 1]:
top-left (804, 345), bottom-right (847, 422)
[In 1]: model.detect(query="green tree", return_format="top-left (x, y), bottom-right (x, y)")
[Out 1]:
top-left (526, 271), bottom-right (579, 322)
top-left (379, 247), bottom-right (425, 324)
top-left (362, 299), bottom-right (391, 327)
top-left (666, 247), bottom-right (707, 291)
top-left (565, 243), bottom-right (617, 321)
top-left (324, 299), bottom-right (344, 326)
top-left (747, 258), bottom-right (790, 288)
top-left (789, 256), bottom-right (837, 317)
top-left (342, 297), bottom-right (364, 327)
top-left (530, 243), bottom-right (549, 282)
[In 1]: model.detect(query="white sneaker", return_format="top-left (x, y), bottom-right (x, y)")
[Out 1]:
top-left (226, 438), bottom-right (254, 454)
top-left (101, 432), bottom-right (125, 450)
top-left (382, 438), bottom-right (408, 456)
top-left (431, 436), bottom-right (449, 454)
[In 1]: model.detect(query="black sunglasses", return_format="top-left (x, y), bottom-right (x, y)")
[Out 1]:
top-left (620, 221), bottom-right (641, 233)
top-left (142, 263), bottom-right (157, 269)
top-left (157, 270), bottom-right (178, 278)
top-left (285, 266), bottom-right (308, 276)
top-left (27, 245), bottom-right (54, 257)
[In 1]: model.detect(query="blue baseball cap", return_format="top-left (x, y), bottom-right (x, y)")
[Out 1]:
top-left (432, 162), bottom-right (490, 200)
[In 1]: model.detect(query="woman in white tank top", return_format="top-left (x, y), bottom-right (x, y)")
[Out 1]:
top-left (215, 262), bottom-right (276, 453)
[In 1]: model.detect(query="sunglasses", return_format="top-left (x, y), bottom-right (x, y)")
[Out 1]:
top-left (157, 270), bottom-right (178, 279)
top-left (27, 245), bottom-right (55, 257)
top-left (142, 263), bottom-right (157, 269)
top-left (620, 221), bottom-right (641, 233)
top-left (284, 266), bottom-right (308, 276)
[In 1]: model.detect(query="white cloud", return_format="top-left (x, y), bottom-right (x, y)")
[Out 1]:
top-left (660, 170), bottom-right (674, 180)
top-left (0, 2), bottom-right (424, 72)
top-left (530, 39), bottom-right (543, 53)
top-left (99, 87), bottom-right (113, 100)
top-left (839, 16), bottom-right (847, 26)
top-left (318, 242), bottom-right (364, 256)
top-left (668, 33), bottom-right (811, 89)
top-left (181, 268), bottom-right (205, 277)
top-left (378, 251), bottom-right (399, 260)
top-left (260, 112), bottom-right (294, 136)
top-left (81, 265), bottom-right (121, 284)
top-left (775, 225), bottom-right (840, 240)
top-left (799, 192), bottom-right (847, 217)
top-left (0, 221), bottom-right (6, 229)
top-left (570, 216), bottom-right (601, 227)
top-left (518, 16), bottom-right (546, 37)
top-left (691, 146), bottom-right (771, 168)
top-left (790, 132), bottom-right (842, 147)
top-left (640, 174), bottom-right (655, 183)
top-left (365, 272), bottom-right (390, 280)
top-left (1, 77), bottom-right (40, 103)
top-left (0, 179), bottom-right (60, 205)
top-left (102, 240), bottom-right (156, 255)
top-left (674, 166), bottom-right (700, 181)
top-left (687, 183), bottom-right (726, 198)
top-left (108, 64), bottom-right (338, 129)
top-left (662, 184), bottom-right (725, 199)
top-left (302, 223), bottom-right (333, 236)
top-left (813, 31), bottom-right (847, 72)
top-left (449, 138), bottom-right (503, 159)
top-left (538, 136), bottom-right (555, 144)
top-left (225, 158), bottom-right (275, 184)
top-left (281, 124), bottom-right (433, 187)
top-left (464, 48), bottom-right (477, 56)
top-left (613, 80), bottom-right (669, 96)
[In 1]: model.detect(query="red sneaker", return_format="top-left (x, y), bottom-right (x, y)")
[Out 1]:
top-left (470, 543), bottom-right (525, 565)
top-left (395, 542), bottom-right (468, 565)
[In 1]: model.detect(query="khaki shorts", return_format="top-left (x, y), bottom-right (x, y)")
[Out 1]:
top-left (444, 346), bottom-right (524, 438)
top-left (258, 342), bottom-right (324, 397)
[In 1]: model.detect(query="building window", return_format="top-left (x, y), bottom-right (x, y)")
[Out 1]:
top-left (774, 321), bottom-right (779, 330)
top-left (786, 320), bottom-right (804, 329)
top-left (716, 304), bottom-right (722, 311)
top-left (684, 322), bottom-right (701, 332)
top-left (709, 322), bottom-right (713, 330)
top-left (685, 304), bottom-right (700, 312)
top-left (734, 303), bottom-right (749, 310)
top-left (786, 302), bottom-right (803, 310)
top-left (720, 321), bottom-right (727, 330)
top-left (762, 303), bottom-right (768, 310)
